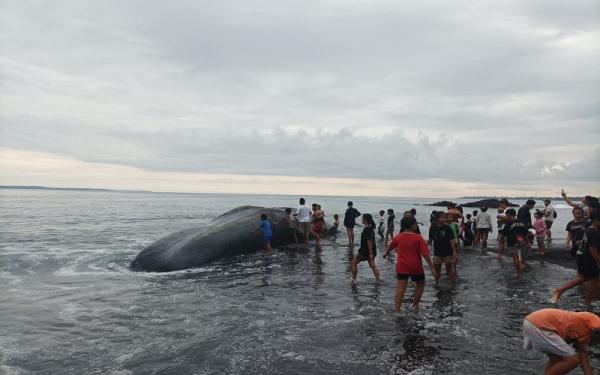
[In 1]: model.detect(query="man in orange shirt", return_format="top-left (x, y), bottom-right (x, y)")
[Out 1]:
top-left (523, 308), bottom-right (600, 374)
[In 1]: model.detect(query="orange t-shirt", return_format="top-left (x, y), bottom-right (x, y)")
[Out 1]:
top-left (526, 309), bottom-right (600, 350)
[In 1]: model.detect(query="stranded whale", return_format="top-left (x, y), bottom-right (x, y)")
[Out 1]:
top-left (130, 206), bottom-right (296, 272)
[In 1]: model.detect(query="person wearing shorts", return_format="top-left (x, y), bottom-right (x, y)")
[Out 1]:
top-left (500, 209), bottom-right (529, 278)
top-left (351, 214), bottom-right (380, 284)
top-left (543, 199), bottom-right (555, 240)
top-left (255, 213), bottom-right (273, 252)
top-left (523, 308), bottom-right (600, 374)
top-left (295, 198), bottom-right (311, 244)
top-left (383, 217), bottom-right (436, 312)
top-left (552, 211), bottom-right (600, 306)
top-left (428, 212), bottom-right (458, 288)
top-left (474, 206), bottom-right (492, 251)
top-left (343, 201), bottom-right (361, 245)
top-left (533, 211), bottom-right (547, 256)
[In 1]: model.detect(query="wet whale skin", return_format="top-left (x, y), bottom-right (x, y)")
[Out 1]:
top-left (130, 206), bottom-right (292, 272)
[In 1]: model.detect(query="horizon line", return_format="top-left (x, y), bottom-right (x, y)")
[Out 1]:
top-left (0, 185), bottom-right (578, 201)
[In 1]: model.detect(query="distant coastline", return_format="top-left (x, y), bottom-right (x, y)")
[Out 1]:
top-left (0, 185), bottom-right (145, 193)
top-left (0, 186), bottom-right (586, 201)
top-left (459, 196), bottom-right (582, 200)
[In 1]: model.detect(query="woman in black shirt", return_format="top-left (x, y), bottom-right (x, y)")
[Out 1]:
top-left (351, 214), bottom-right (380, 284)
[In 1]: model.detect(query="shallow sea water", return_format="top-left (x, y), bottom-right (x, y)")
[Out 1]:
top-left (0, 189), bottom-right (597, 374)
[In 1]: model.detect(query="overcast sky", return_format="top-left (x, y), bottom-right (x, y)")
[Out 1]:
top-left (0, 1), bottom-right (598, 197)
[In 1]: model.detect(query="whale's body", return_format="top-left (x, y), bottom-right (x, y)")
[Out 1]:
top-left (130, 206), bottom-right (293, 272)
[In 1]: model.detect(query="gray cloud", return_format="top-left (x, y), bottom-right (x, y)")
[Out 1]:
top-left (0, 0), bottom-right (598, 189)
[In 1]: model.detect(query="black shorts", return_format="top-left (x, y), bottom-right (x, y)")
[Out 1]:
top-left (397, 273), bottom-right (425, 282)
top-left (577, 258), bottom-right (600, 279)
top-left (356, 251), bottom-right (376, 262)
top-left (545, 220), bottom-right (553, 229)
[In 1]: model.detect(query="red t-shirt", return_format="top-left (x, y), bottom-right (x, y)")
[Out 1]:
top-left (388, 232), bottom-right (430, 275)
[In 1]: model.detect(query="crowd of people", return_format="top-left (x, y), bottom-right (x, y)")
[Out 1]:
top-left (253, 191), bottom-right (600, 374)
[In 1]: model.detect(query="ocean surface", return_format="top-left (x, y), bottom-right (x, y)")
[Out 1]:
top-left (0, 189), bottom-right (597, 375)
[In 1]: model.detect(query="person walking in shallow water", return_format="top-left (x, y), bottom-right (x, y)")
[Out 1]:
top-left (344, 201), bottom-right (361, 245)
top-left (385, 208), bottom-right (395, 244)
top-left (254, 214), bottom-right (273, 252)
top-left (351, 214), bottom-right (380, 284)
top-left (551, 210), bottom-right (600, 306)
top-left (384, 216), bottom-right (436, 312)
top-left (295, 198), bottom-right (311, 244)
top-left (474, 206), bottom-right (492, 252)
top-left (543, 199), bottom-right (556, 241)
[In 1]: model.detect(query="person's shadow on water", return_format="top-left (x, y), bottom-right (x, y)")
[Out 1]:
top-left (312, 247), bottom-right (324, 288)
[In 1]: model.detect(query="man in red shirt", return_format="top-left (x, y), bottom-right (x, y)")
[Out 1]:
top-left (383, 217), bottom-right (436, 312)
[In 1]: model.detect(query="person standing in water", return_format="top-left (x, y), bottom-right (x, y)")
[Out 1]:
top-left (474, 206), bottom-right (493, 252)
top-left (496, 202), bottom-right (509, 260)
top-left (310, 204), bottom-right (325, 245)
top-left (377, 210), bottom-right (386, 240)
top-left (344, 201), bottom-right (361, 245)
top-left (295, 198), bottom-right (311, 244)
top-left (351, 214), bottom-right (380, 284)
top-left (500, 208), bottom-right (529, 278)
top-left (274, 208), bottom-right (298, 246)
top-left (566, 207), bottom-right (587, 258)
top-left (552, 210), bottom-right (600, 306)
top-left (523, 308), bottom-right (600, 375)
top-left (385, 208), bottom-right (396, 244)
top-left (543, 199), bottom-right (556, 241)
top-left (518, 200), bottom-right (536, 228)
top-left (254, 214), bottom-right (273, 252)
top-left (428, 212), bottom-right (458, 288)
top-left (532, 211), bottom-right (547, 256)
top-left (330, 214), bottom-right (341, 239)
top-left (383, 216), bottom-right (436, 312)
top-left (462, 213), bottom-right (474, 249)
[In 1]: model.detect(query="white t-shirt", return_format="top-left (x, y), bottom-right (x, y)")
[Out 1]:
top-left (297, 205), bottom-right (311, 223)
top-left (475, 211), bottom-right (492, 229)
top-left (544, 204), bottom-right (555, 222)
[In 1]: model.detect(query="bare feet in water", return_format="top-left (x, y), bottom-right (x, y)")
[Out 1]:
top-left (551, 289), bottom-right (561, 304)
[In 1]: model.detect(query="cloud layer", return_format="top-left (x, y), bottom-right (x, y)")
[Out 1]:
top-left (1, 0), bottom-right (598, 194)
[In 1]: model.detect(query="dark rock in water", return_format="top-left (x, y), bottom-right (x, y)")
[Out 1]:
top-left (460, 199), bottom-right (518, 208)
top-left (430, 200), bottom-right (457, 207)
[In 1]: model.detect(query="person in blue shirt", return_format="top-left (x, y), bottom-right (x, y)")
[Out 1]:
top-left (255, 214), bottom-right (273, 252)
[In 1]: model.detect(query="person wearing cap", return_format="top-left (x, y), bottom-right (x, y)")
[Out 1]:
top-left (383, 216), bottom-right (436, 312)
top-left (523, 308), bottom-right (600, 375)
top-left (543, 199), bottom-right (556, 241)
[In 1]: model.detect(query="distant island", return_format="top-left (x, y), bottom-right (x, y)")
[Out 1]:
top-left (0, 185), bottom-right (146, 193)
top-left (459, 196), bottom-right (582, 201)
